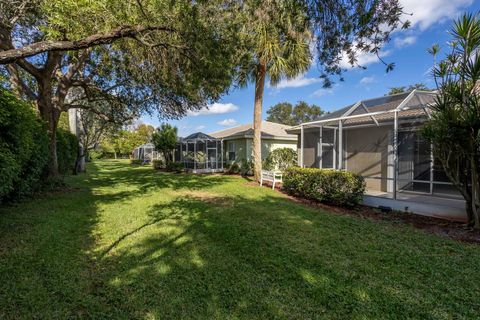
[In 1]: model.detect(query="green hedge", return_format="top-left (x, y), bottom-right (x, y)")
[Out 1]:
top-left (264, 148), bottom-right (297, 172)
top-left (56, 128), bottom-right (78, 174)
top-left (0, 89), bottom-right (49, 202)
top-left (152, 159), bottom-right (164, 170)
top-left (166, 161), bottom-right (184, 173)
top-left (283, 167), bottom-right (365, 207)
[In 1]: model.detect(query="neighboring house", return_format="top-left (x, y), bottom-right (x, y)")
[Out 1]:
top-left (210, 121), bottom-right (297, 163)
top-left (287, 90), bottom-right (467, 222)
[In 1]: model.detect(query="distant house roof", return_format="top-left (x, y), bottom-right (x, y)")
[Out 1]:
top-left (182, 132), bottom-right (218, 141)
top-left (209, 121), bottom-right (297, 141)
top-left (287, 90), bottom-right (437, 133)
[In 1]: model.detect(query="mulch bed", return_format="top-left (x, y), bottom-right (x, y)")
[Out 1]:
top-left (253, 180), bottom-right (480, 245)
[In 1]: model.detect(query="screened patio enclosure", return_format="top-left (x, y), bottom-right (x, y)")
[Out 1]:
top-left (292, 90), bottom-right (459, 200)
top-left (132, 143), bottom-right (159, 163)
top-left (178, 132), bottom-right (223, 173)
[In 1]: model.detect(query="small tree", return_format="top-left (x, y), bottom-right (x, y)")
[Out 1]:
top-left (422, 13), bottom-right (480, 229)
top-left (152, 124), bottom-right (178, 164)
top-left (387, 83), bottom-right (429, 95)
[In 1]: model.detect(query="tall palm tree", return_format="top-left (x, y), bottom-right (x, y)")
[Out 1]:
top-left (238, 0), bottom-right (311, 181)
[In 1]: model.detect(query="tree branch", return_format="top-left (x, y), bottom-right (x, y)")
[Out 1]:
top-left (0, 25), bottom-right (178, 64)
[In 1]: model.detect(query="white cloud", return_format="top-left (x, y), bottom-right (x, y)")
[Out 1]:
top-left (217, 118), bottom-right (237, 127)
top-left (272, 74), bottom-right (321, 89)
top-left (195, 125), bottom-right (206, 131)
top-left (310, 86), bottom-right (336, 98)
top-left (394, 35), bottom-right (417, 48)
top-left (400, 0), bottom-right (473, 31)
top-left (339, 49), bottom-right (392, 69)
top-left (188, 103), bottom-right (239, 116)
top-left (359, 76), bottom-right (376, 85)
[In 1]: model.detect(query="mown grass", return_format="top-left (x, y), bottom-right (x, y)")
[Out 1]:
top-left (0, 159), bottom-right (479, 319)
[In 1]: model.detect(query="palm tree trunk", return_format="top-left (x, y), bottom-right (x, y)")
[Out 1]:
top-left (253, 61), bottom-right (267, 182)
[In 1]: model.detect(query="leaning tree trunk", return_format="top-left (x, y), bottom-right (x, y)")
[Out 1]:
top-left (37, 80), bottom-right (61, 178)
top-left (253, 61), bottom-right (267, 182)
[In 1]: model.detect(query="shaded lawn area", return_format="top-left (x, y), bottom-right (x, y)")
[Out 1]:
top-left (0, 160), bottom-right (479, 319)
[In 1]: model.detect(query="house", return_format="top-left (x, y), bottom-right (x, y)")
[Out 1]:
top-left (287, 90), bottom-right (467, 222)
top-left (176, 132), bottom-right (223, 173)
top-left (209, 121), bottom-right (297, 163)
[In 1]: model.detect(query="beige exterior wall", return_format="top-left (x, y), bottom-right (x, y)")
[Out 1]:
top-left (245, 138), bottom-right (297, 161)
top-left (224, 138), bottom-right (297, 163)
top-left (296, 126), bottom-right (391, 192)
top-left (225, 138), bottom-right (247, 163)
top-left (345, 126), bottom-right (390, 192)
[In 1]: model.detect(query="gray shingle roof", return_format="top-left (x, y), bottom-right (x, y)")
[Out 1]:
top-left (209, 121), bottom-right (296, 140)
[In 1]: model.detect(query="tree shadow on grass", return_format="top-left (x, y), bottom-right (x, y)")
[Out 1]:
top-left (87, 160), bottom-right (236, 203)
top-left (1, 160), bottom-right (479, 318)
top-left (92, 192), bottom-right (480, 319)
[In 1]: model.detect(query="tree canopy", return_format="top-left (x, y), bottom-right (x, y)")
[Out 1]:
top-left (101, 123), bottom-right (155, 158)
top-left (387, 83), bottom-right (430, 95)
top-left (0, 0), bottom-right (241, 176)
top-left (266, 101), bottom-right (325, 126)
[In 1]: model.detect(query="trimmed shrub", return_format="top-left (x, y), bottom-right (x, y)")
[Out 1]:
top-left (152, 159), bottom-right (164, 170)
top-left (56, 128), bottom-right (78, 174)
top-left (0, 89), bottom-right (49, 202)
top-left (283, 167), bottom-right (365, 207)
top-left (166, 161), bottom-right (184, 173)
top-left (264, 148), bottom-right (297, 172)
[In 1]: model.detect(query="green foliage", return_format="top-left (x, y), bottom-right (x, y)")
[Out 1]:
top-left (166, 161), bottom-right (184, 173)
top-left (387, 83), bottom-right (430, 95)
top-left (283, 167), bottom-right (365, 207)
top-left (225, 162), bottom-right (240, 175)
top-left (101, 124), bottom-right (154, 158)
top-left (0, 88), bottom-right (49, 202)
top-left (152, 159), bottom-right (164, 170)
top-left (151, 124), bottom-right (178, 164)
top-left (421, 13), bottom-right (480, 228)
top-left (306, 1), bottom-right (404, 81)
top-left (266, 101), bottom-right (325, 126)
top-left (38, 0), bottom-right (241, 115)
top-left (88, 150), bottom-right (104, 160)
top-left (264, 148), bottom-right (297, 172)
top-left (239, 159), bottom-right (253, 177)
top-left (56, 128), bottom-right (78, 174)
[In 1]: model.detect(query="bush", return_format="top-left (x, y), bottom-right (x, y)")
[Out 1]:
top-left (239, 159), bottom-right (253, 176)
top-left (152, 159), bottom-right (164, 170)
top-left (0, 89), bottom-right (49, 202)
top-left (130, 159), bottom-right (142, 165)
top-left (166, 161), bottom-right (184, 173)
top-left (56, 128), bottom-right (78, 174)
top-left (225, 162), bottom-right (240, 174)
top-left (283, 167), bottom-right (365, 207)
top-left (88, 150), bottom-right (105, 160)
top-left (264, 148), bottom-right (297, 172)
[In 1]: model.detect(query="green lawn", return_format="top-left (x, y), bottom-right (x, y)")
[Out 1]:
top-left (0, 160), bottom-right (479, 319)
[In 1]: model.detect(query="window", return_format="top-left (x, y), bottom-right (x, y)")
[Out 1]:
top-left (228, 141), bottom-right (236, 161)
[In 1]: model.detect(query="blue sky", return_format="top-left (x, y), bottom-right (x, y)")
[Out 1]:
top-left (143, 0), bottom-right (480, 137)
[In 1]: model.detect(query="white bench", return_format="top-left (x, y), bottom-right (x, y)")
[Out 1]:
top-left (260, 170), bottom-right (283, 189)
